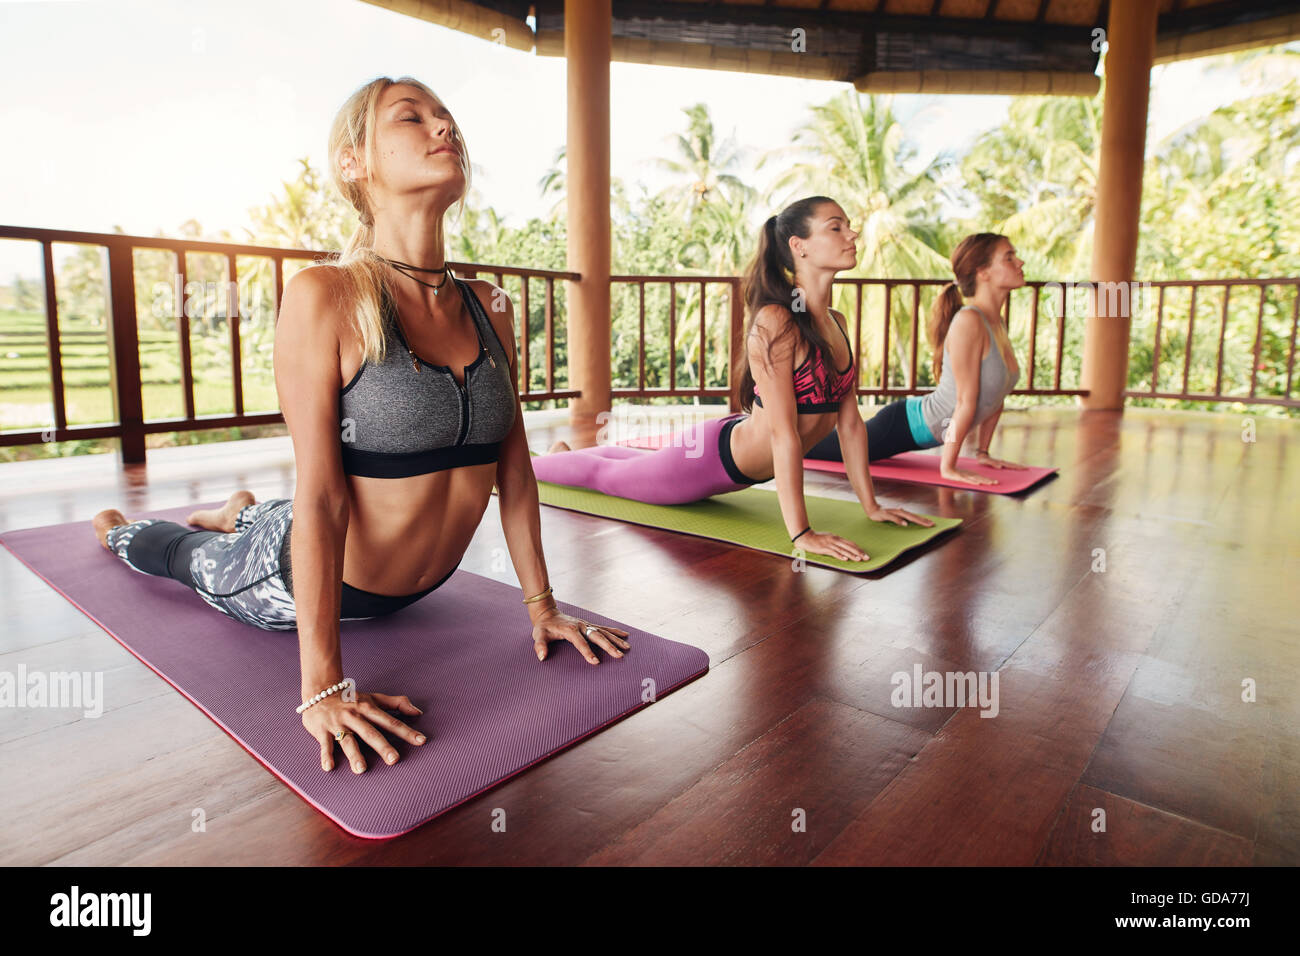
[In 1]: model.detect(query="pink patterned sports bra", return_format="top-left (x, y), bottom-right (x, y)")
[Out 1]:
top-left (754, 318), bottom-right (856, 413)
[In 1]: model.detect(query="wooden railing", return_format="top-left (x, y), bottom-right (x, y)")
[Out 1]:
top-left (2, 224), bottom-right (1296, 463)
top-left (608, 274), bottom-right (745, 404)
top-left (0, 226), bottom-right (577, 462)
top-left (610, 274), bottom-right (1300, 410)
top-left (608, 276), bottom-right (1092, 409)
top-left (822, 277), bottom-right (1087, 398)
top-left (1122, 277), bottom-right (1300, 408)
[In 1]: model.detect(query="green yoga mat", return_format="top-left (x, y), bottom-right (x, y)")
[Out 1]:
top-left (530, 480), bottom-right (961, 573)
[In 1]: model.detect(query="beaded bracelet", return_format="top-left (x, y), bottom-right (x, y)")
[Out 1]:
top-left (791, 526), bottom-right (811, 543)
top-left (296, 679), bottom-right (352, 715)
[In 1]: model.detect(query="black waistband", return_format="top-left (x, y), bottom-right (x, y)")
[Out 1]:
top-left (341, 441), bottom-right (502, 478)
top-left (718, 415), bottom-right (762, 485)
top-left (339, 562), bottom-right (458, 618)
top-left (281, 526), bottom-right (458, 618)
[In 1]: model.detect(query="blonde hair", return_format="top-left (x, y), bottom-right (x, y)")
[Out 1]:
top-left (315, 76), bottom-right (472, 364)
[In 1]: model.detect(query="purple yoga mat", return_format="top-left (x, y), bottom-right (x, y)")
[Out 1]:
top-left (0, 503), bottom-right (709, 839)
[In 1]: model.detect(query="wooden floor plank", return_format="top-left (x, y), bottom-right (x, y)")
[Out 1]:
top-left (0, 406), bottom-right (1295, 865)
top-left (810, 708), bottom-right (1089, 866)
top-left (1038, 784), bottom-right (1254, 866)
top-left (583, 696), bottom-right (931, 866)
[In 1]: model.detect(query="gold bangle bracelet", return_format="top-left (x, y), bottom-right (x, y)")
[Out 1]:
top-left (522, 585), bottom-right (553, 604)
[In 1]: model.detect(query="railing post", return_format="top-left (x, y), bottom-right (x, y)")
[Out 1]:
top-left (105, 239), bottom-right (146, 463)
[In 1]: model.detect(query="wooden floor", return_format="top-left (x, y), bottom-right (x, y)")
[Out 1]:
top-left (1, 404), bottom-right (1295, 865)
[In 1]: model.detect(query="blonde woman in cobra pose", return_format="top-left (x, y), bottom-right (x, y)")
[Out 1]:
top-left (806, 233), bottom-right (1027, 485)
top-left (92, 76), bottom-right (629, 777)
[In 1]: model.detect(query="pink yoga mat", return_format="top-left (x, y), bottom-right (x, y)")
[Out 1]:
top-left (801, 453), bottom-right (1057, 493)
top-left (0, 504), bottom-right (709, 839)
top-left (618, 432), bottom-right (1057, 494)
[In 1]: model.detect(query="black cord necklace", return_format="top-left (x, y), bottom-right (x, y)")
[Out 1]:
top-left (379, 257), bottom-right (495, 373)
top-left (378, 255), bottom-right (449, 295)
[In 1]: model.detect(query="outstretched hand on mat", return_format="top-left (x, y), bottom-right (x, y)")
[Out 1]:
top-left (302, 691), bottom-right (427, 774)
top-left (940, 465), bottom-right (1000, 486)
top-left (975, 452), bottom-right (1027, 470)
top-left (866, 504), bottom-right (935, 528)
top-left (797, 531), bottom-right (870, 563)
top-left (532, 606), bottom-right (631, 665)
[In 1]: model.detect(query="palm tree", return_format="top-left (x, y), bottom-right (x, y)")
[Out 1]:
top-left (636, 104), bottom-right (761, 390)
top-left (763, 90), bottom-right (950, 381)
top-left (971, 95), bottom-right (1102, 278)
top-left (448, 193), bottom-right (512, 265)
top-left (537, 145), bottom-right (566, 219)
top-left (654, 103), bottom-right (754, 221)
top-left (672, 184), bottom-right (763, 389)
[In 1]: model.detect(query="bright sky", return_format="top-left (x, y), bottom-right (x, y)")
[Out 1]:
top-left (0, 0), bottom-right (1283, 281)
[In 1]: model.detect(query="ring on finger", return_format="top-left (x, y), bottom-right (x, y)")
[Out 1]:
top-left (334, 730), bottom-right (352, 743)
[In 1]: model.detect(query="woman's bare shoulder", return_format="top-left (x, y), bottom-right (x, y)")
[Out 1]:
top-left (947, 306), bottom-right (984, 340)
top-left (281, 264), bottom-right (351, 326)
top-left (750, 302), bottom-right (798, 339)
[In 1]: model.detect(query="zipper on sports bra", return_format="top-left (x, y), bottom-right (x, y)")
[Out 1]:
top-left (454, 371), bottom-right (471, 445)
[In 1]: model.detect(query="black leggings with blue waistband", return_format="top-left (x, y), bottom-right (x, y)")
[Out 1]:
top-left (805, 398), bottom-right (921, 463)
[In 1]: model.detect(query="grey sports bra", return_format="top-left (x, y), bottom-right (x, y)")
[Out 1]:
top-left (338, 276), bottom-right (517, 478)
top-left (918, 305), bottom-right (1020, 440)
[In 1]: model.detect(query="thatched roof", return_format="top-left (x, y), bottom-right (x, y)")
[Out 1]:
top-left (361, 0), bottom-right (1299, 96)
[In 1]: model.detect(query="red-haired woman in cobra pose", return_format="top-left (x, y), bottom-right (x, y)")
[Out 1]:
top-left (806, 233), bottom-right (1027, 486)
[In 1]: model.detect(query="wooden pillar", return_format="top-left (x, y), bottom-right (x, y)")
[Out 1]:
top-left (565, 0), bottom-right (611, 441)
top-left (1082, 0), bottom-right (1158, 410)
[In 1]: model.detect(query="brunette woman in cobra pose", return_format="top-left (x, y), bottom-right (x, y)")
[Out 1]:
top-left (533, 196), bottom-right (932, 564)
top-left (805, 233), bottom-right (1027, 486)
top-left (91, 76), bottom-right (629, 777)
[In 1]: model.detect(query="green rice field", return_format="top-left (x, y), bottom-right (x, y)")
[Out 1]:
top-left (0, 308), bottom-right (281, 461)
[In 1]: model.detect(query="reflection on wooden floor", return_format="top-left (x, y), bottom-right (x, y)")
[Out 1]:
top-left (0, 405), bottom-right (1294, 865)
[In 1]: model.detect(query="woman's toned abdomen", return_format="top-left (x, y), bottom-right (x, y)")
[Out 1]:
top-left (342, 465), bottom-right (495, 595)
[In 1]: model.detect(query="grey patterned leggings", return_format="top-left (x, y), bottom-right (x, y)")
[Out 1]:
top-left (105, 499), bottom-right (454, 631)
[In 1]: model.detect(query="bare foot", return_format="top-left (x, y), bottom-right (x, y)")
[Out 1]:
top-left (547, 440), bottom-right (571, 454)
top-left (187, 490), bottom-right (255, 532)
top-left (92, 509), bottom-right (128, 551)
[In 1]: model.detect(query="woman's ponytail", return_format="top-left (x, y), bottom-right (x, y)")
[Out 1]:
top-left (927, 281), bottom-right (965, 382)
top-left (928, 233), bottom-right (1007, 382)
top-left (734, 199), bottom-right (838, 412)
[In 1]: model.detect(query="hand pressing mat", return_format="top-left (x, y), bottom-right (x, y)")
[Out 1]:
top-left (530, 481), bottom-right (961, 572)
top-left (618, 432), bottom-right (1056, 494)
top-left (0, 503), bottom-right (709, 840)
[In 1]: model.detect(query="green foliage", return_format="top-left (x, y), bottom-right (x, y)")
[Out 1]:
top-left (4, 51), bottom-right (1298, 459)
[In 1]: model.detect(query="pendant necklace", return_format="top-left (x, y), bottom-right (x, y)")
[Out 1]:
top-left (378, 257), bottom-right (495, 373)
